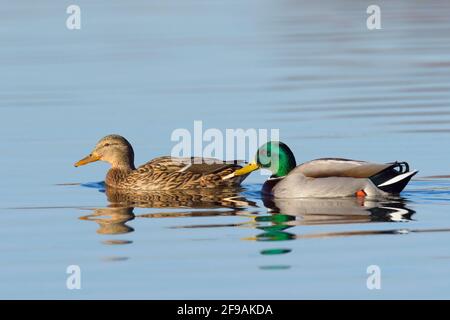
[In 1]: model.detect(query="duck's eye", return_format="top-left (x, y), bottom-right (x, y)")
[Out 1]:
top-left (103, 143), bottom-right (110, 147)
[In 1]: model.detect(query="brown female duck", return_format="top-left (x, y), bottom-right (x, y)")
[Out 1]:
top-left (74, 134), bottom-right (249, 191)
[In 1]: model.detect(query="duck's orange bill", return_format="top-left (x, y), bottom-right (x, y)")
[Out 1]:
top-left (74, 154), bottom-right (101, 167)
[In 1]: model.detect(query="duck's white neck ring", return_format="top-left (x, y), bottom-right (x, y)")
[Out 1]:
top-left (269, 175), bottom-right (286, 181)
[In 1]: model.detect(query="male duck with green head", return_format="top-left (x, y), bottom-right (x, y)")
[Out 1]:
top-left (232, 141), bottom-right (417, 198)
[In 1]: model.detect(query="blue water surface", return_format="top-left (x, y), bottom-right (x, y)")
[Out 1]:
top-left (1, 0), bottom-right (450, 299)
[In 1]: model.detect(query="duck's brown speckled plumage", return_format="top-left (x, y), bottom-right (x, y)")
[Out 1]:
top-left (75, 135), bottom-right (249, 191)
top-left (105, 156), bottom-right (247, 190)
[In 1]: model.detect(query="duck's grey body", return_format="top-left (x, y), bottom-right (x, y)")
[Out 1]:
top-left (263, 158), bottom-right (417, 198)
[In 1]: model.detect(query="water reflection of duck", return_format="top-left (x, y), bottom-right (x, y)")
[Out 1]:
top-left (79, 188), bottom-right (257, 235)
top-left (240, 196), bottom-right (416, 244)
top-left (79, 206), bottom-right (135, 235)
top-left (105, 186), bottom-right (256, 209)
top-left (74, 134), bottom-right (249, 191)
top-left (232, 141), bottom-right (418, 198)
top-left (262, 196), bottom-right (415, 225)
top-left (80, 205), bottom-right (256, 235)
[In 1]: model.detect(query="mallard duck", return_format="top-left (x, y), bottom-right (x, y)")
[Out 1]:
top-left (232, 141), bottom-right (418, 198)
top-left (74, 134), bottom-right (249, 191)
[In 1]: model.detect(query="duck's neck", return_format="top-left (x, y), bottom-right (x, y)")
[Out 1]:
top-left (272, 155), bottom-right (296, 178)
top-left (112, 162), bottom-right (135, 171)
top-left (110, 154), bottom-right (136, 171)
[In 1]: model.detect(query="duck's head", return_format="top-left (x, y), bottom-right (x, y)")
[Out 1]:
top-left (234, 141), bottom-right (296, 178)
top-left (74, 134), bottom-right (135, 169)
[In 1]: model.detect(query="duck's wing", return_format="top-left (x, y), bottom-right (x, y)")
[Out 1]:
top-left (139, 156), bottom-right (245, 174)
top-left (133, 156), bottom-right (249, 189)
top-left (294, 158), bottom-right (417, 193)
top-left (295, 158), bottom-right (394, 179)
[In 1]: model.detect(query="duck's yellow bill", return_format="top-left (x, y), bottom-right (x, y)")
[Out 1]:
top-left (74, 154), bottom-right (101, 167)
top-left (234, 162), bottom-right (261, 176)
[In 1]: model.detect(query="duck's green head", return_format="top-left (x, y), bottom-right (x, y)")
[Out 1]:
top-left (234, 141), bottom-right (296, 178)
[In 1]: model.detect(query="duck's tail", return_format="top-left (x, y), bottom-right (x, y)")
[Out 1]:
top-left (369, 162), bottom-right (418, 194)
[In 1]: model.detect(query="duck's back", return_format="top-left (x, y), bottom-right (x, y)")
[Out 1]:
top-left (109, 156), bottom-right (249, 191)
top-left (294, 158), bottom-right (393, 179)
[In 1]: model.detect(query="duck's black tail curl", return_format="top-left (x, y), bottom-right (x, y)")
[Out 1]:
top-left (370, 162), bottom-right (418, 194)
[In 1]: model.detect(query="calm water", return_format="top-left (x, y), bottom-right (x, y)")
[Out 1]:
top-left (1, 0), bottom-right (450, 299)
